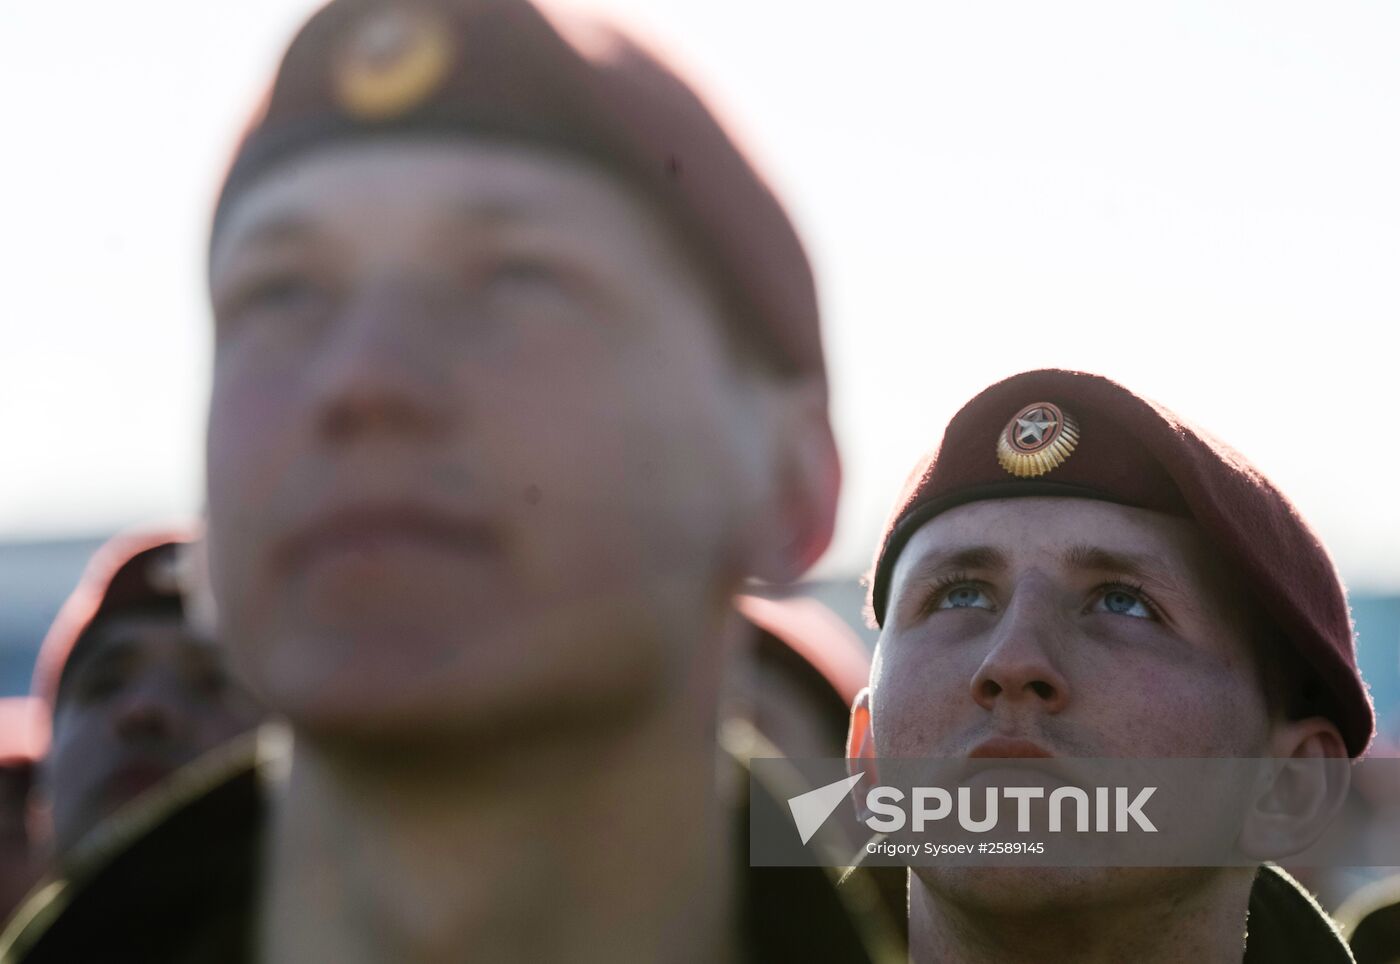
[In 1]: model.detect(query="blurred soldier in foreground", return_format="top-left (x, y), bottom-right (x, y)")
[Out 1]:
top-left (847, 369), bottom-right (1372, 962)
top-left (0, 0), bottom-right (905, 960)
top-left (30, 531), bottom-right (262, 859)
top-left (0, 699), bottom-right (44, 922)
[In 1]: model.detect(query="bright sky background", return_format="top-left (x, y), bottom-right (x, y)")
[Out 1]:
top-left (2, 1), bottom-right (1398, 589)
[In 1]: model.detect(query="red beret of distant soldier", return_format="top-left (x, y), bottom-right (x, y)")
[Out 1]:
top-left (0, 698), bottom-right (46, 768)
top-left (32, 528), bottom-right (195, 709)
top-left (211, 0), bottom-right (823, 385)
top-left (734, 595), bottom-right (869, 760)
top-left (737, 595), bottom-right (870, 709)
top-left (867, 369), bottom-right (1374, 757)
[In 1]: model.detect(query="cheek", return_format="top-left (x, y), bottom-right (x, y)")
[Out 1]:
top-left (869, 640), bottom-right (974, 756)
top-left (46, 719), bottom-right (101, 793)
top-left (1064, 646), bottom-right (1271, 756)
top-left (207, 360), bottom-right (307, 507)
top-left (196, 707), bottom-right (254, 747)
top-left (498, 346), bottom-right (755, 583)
top-left (206, 363), bottom-right (314, 667)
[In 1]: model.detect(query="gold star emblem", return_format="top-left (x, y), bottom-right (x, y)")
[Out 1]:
top-left (333, 6), bottom-right (454, 121)
top-left (995, 401), bottom-right (1080, 478)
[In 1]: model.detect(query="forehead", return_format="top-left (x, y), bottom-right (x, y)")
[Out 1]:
top-left (67, 611), bottom-right (209, 674)
top-left (889, 497), bottom-right (1216, 590)
top-left (210, 138), bottom-right (668, 270)
top-left (84, 610), bottom-right (188, 645)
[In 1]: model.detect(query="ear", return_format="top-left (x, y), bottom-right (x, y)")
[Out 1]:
top-left (847, 687), bottom-right (881, 821)
top-left (747, 378), bottom-right (840, 584)
top-left (1237, 716), bottom-right (1350, 861)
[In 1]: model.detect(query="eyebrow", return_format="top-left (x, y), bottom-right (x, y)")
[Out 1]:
top-left (225, 212), bottom-right (320, 253)
top-left (902, 545), bottom-right (1009, 587)
top-left (895, 541), bottom-right (1195, 604)
top-left (890, 545), bottom-right (1007, 622)
top-left (1062, 544), bottom-right (1188, 599)
top-left (59, 636), bottom-right (137, 692)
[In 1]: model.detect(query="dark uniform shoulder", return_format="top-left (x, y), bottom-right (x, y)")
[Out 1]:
top-left (1245, 864), bottom-right (1355, 963)
top-left (838, 857), bottom-right (1355, 963)
top-left (0, 728), bottom-right (278, 964)
top-left (725, 719), bottom-right (905, 964)
top-left (1333, 873), bottom-right (1400, 964)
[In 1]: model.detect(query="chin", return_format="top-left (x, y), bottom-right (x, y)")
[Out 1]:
top-left (252, 622), bottom-right (671, 751)
top-left (916, 866), bottom-right (1207, 916)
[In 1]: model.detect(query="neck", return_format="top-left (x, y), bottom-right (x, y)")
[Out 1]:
top-left (909, 868), bottom-right (1256, 964)
top-left (260, 637), bottom-right (742, 963)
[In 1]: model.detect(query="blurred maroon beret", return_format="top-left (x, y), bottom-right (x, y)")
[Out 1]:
top-left (867, 369), bottom-right (1374, 757)
top-left (0, 698), bottom-right (47, 768)
top-left (737, 595), bottom-right (870, 709)
top-left (211, 0), bottom-right (822, 384)
top-left (33, 529), bottom-right (194, 709)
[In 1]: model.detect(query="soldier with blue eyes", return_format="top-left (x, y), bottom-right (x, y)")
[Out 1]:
top-left (847, 368), bottom-right (1373, 963)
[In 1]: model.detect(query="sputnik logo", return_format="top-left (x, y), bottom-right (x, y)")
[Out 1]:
top-left (787, 772), bottom-right (864, 845)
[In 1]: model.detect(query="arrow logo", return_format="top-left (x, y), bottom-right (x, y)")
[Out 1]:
top-left (787, 772), bottom-right (864, 845)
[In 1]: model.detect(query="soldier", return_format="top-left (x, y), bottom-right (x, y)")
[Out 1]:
top-left (847, 368), bottom-right (1371, 962)
top-left (0, 0), bottom-right (902, 960)
top-left (30, 530), bottom-right (262, 859)
top-left (0, 699), bottom-right (43, 922)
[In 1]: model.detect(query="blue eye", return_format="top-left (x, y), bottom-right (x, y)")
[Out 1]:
top-left (74, 668), bottom-right (126, 704)
top-left (246, 275), bottom-right (321, 310)
top-left (219, 275), bottom-right (330, 332)
top-left (938, 584), bottom-right (995, 611)
top-left (256, 277), bottom-right (309, 303)
top-left (1095, 587), bottom-right (1155, 620)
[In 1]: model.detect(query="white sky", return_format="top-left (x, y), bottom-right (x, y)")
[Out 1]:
top-left (2, 1), bottom-right (1398, 588)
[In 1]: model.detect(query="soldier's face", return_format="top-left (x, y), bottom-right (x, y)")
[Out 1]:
top-left (207, 140), bottom-right (788, 738)
top-left (0, 763), bottom-right (35, 918)
top-left (44, 615), bottom-right (262, 856)
top-left (873, 496), bottom-right (1270, 760)
top-left (867, 496), bottom-right (1272, 910)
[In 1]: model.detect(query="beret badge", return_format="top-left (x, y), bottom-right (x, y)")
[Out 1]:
top-left (333, 6), bottom-right (454, 121)
top-left (996, 401), bottom-right (1080, 478)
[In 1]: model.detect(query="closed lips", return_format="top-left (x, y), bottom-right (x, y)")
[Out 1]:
top-left (273, 503), bottom-right (501, 571)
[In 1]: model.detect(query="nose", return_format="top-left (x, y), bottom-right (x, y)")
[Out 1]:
top-left (310, 281), bottom-right (454, 446)
top-left (111, 680), bottom-right (186, 746)
top-left (969, 577), bottom-right (1070, 714)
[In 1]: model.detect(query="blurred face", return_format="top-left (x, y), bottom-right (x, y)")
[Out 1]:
top-left (45, 614), bottom-right (262, 856)
top-left (207, 140), bottom-right (788, 739)
top-left (0, 763), bottom-right (35, 917)
top-left (868, 497), bottom-right (1272, 910)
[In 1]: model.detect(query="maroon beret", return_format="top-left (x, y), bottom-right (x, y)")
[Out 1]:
top-left (211, 0), bottom-right (822, 383)
top-left (33, 529), bottom-right (194, 709)
top-left (0, 698), bottom-right (47, 767)
top-left (867, 369), bottom-right (1374, 757)
top-left (737, 595), bottom-right (871, 707)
